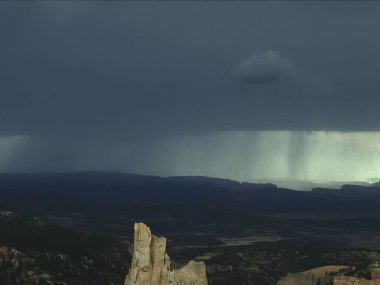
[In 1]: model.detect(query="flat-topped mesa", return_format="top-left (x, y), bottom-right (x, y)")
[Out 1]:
top-left (125, 223), bottom-right (208, 285)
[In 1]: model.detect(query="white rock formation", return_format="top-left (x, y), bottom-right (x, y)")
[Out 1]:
top-left (125, 223), bottom-right (208, 285)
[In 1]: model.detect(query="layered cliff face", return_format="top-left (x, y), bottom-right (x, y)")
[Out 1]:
top-left (125, 223), bottom-right (208, 285)
top-left (277, 266), bottom-right (352, 285)
top-left (277, 272), bottom-right (329, 285)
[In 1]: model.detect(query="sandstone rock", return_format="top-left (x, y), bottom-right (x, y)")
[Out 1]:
top-left (169, 261), bottom-right (208, 285)
top-left (125, 223), bottom-right (208, 285)
top-left (277, 266), bottom-right (351, 285)
top-left (277, 272), bottom-right (329, 285)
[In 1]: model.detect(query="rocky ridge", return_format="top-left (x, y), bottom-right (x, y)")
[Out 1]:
top-left (125, 223), bottom-right (208, 285)
top-left (0, 211), bottom-right (131, 285)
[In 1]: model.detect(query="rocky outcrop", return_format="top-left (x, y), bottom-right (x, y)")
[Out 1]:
top-left (125, 223), bottom-right (208, 285)
top-left (277, 272), bottom-right (329, 285)
top-left (0, 247), bottom-right (58, 285)
top-left (277, 266), bottom-right (352, 285)
top-left (0, 211), bottom-right (131, 285)
top-left (169, 260), bottom-right (208, 285)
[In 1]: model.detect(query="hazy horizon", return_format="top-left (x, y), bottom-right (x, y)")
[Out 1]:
top-left (1, 131), bottom-right (380, 191)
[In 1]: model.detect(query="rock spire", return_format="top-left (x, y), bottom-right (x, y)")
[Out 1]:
top-left (125, 223), bottom-right (208, 285)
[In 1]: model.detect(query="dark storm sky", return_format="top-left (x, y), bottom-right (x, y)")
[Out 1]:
top-left (1, 1), bottom-right (380, 182)
top-left (2, 1), bottom-right (380, 138)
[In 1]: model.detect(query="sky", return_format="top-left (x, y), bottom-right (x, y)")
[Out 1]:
top-left (1, 1), bottom-right (380, 186)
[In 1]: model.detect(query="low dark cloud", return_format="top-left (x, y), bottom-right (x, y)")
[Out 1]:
top-left (231, 51), bottom-right (297, 84)
top-left (231, 51), bottom-right (330, 100)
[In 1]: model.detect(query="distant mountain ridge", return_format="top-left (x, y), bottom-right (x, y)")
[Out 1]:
top-left (1, 171), bottom-right (380, 236)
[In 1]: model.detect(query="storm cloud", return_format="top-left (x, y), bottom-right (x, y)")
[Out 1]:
top-left (232, 51), bottom-right (297, 84)
top-left (1, 1), bottom-right (380, 138)
top-left (1, 1), bottom-right (380, 181)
